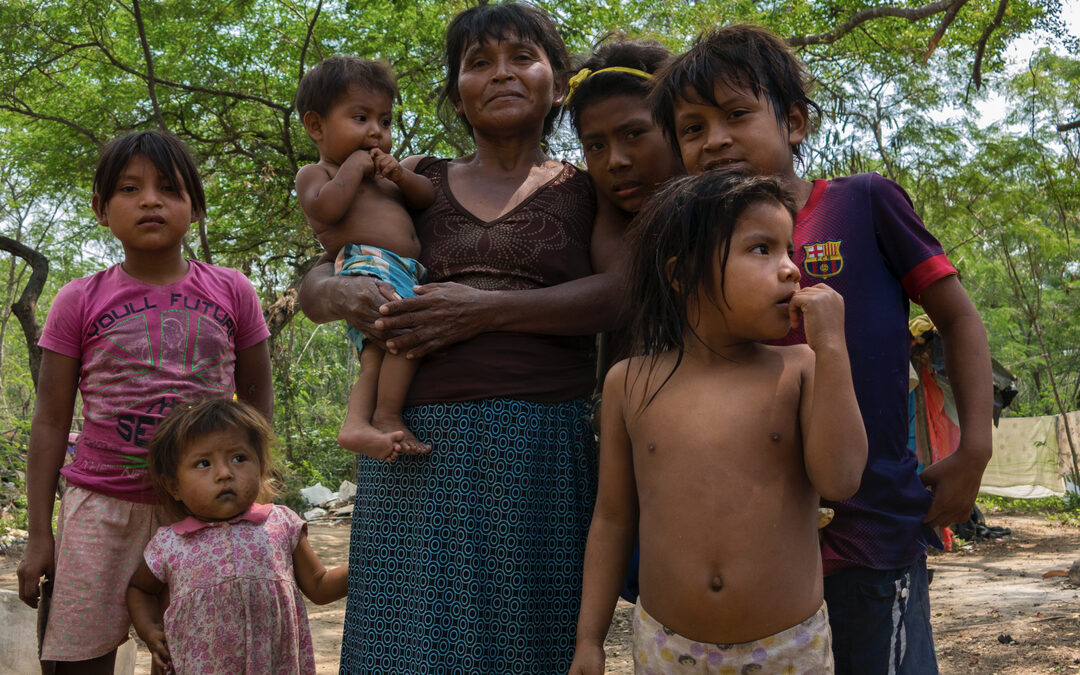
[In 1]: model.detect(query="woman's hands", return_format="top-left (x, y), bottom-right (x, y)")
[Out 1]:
top-left (376, 282), bottom-right (496, 359)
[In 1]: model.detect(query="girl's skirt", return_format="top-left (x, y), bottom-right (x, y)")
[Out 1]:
top-left (339, 397), bottom-right (597, 674)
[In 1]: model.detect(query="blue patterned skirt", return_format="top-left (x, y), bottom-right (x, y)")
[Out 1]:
top-left (339, 397), bottom-right (597, 674)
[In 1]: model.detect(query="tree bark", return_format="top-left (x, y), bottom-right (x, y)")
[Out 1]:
top-left (0, 236), bottom-right (48, 385)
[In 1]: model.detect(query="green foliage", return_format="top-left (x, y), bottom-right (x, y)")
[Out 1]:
top-left (0, 0), bottom-right (1076, 531)
top-left (978, 492), bottom-right (1080, 525)
top-left (272, 315), bottom-right (358, 504)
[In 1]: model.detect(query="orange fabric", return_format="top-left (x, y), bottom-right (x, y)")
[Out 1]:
top-left (920, 364), bottom-right (961, 463)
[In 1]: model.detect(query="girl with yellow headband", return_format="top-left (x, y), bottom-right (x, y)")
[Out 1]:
top-left (565, 36), bottom-right (684, 217)
top-left (565, 37), bottom-right (686, 611)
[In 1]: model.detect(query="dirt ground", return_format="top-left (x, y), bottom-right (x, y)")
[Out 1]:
top-left (2, 512), bottom-right (1078, 674)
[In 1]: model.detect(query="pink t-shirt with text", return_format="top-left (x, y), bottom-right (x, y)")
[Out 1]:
top-left (39, 260), bottom-right (269, 502)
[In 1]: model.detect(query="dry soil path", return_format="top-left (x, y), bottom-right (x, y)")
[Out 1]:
top-left (2, 513), bottom-right (1078, 673)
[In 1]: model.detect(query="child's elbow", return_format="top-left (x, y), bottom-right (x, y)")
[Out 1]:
top-left (817, 452), bottom-right (867, 501)
top-left (819, 475), bottom-right (861, 502)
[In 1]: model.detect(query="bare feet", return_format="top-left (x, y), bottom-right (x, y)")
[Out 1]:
top-left (372, 410), bottom-right (431, 455)
top-left (338, 422), bottom-right (405, 461)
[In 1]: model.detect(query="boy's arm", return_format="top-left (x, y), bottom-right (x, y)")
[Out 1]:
top-left (16, 350), bottom-right (78, 608)
top-left (292, 532), bottom-right (348, 605)
top-left (234, 339), bottom-right (273, 423)
top-left (571, 360), bottom-right (639, 675)
top-left (793, 286), bottom-right (868, 501)
top-left (127, 561), bottom-right (170, 671)
top-left (377, 151), bottom-right (435, 210)
top-left (295, 149), bottom-right (374, 227)
top-left (916, 275), bottom-right (993, 527)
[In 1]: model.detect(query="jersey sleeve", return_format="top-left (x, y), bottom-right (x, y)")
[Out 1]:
top-left (870, 173), bottom-right (957, 303)
top-left (37, 279), bottom-right (87, 359)
top-left (142, 529), bottom-right (171, 583)
top-left (228, 268), bottom-right (270, 351)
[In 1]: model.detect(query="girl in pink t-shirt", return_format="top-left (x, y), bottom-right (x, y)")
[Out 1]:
top-left (127, 398), bottom-right (346, 674)
top-left (17, 131), bottom-right (273, 673)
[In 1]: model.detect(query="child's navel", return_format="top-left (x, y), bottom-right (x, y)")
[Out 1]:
top-left (647, 442), bottom-right (656, 453)
top-left (769, 432), bottom-right (781, 442)
top-left (710, 575), bottom-right (724, 592)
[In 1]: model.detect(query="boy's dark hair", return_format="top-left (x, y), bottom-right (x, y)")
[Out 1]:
top-left (439, 2), bottom-right (569, 140)
top-left (566, 35), bottom-right (671, 135)
top-left (649, 24), bottom-right (820, 160)
top-left (148, 398), bottom-right (277, 519)
top-left (626, 169), bottom-right (796, 398)
top-left (93, 131), bottom-right (206, 218)
top-left (295, 56), bottom-right (398, 118)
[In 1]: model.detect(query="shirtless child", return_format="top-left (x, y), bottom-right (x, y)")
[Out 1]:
top-left (295, 56), bottom-right (434, 459)
top-left (570, 170), bottom-right (867, 674)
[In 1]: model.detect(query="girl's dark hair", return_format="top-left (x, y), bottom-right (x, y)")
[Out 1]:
top-left (626, 169), bottom-right (796, 400)
top-left (295, 56), bottom-right (399, 118)
top-left (649, 24), bottom-right (820, 160)
top-left (93, 131), bottom-right (206, 218)
top-left (566, 35), bottom-right (671, 135)
top-left (439, 1), bottom-right (569, 140)
top-left (148, 398), bottom-right (276, 518)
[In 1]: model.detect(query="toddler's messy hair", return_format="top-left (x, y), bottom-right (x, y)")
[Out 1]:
top-left (649, 24), bottom-right (820, 160)
top-left (626, 169), bottom-right (796, 382)
top-left (93, 131), bottom-right (206, 219)
top-left (148, 398), bottom-right (277, 518)
top-left (295, 56), bottom-right (398, 119)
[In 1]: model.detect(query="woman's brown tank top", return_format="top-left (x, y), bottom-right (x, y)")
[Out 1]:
top-left (405, 157), bottom-right (598, 404)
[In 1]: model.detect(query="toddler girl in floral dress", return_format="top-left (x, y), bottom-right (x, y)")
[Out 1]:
top-left (126, 399), bottom-right (347, 673)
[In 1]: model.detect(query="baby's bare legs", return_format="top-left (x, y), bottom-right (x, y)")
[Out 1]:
top-left (339, 346), bottom-right (404, 460)
top-left (371, 353), bottom-right (430, 455)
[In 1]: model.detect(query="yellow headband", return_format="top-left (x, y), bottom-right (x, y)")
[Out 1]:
top-left (564, 66), bottom-right (653, 107)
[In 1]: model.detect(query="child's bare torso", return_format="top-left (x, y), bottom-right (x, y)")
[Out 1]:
top-left (308, 163), bottom-right (421, 259)
top-left (625, 345), bottom-right (823, 643)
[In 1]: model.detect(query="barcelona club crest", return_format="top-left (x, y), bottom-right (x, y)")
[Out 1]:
top-left (803, 240), bottom-right (844, 279)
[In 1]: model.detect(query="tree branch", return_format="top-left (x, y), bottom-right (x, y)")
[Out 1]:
top-left (0, 99), bottom-right (101, 144)
top-left (787, 0), bottom-right (957, 47)
top-left (91, 36), bottom-right (290, 112)
top-left (1057, 119), bottom-right (1080, 133)
top-left (132, 0), bottom-right (167, 131)
top-left (972, 0), bottom-right (1009, 89)
top-left (0, 237), bottom-right (48, 386)
top-left (263, 256), bottom-right (317, 340)
top-left (923, 0), bottom-right (968, 63)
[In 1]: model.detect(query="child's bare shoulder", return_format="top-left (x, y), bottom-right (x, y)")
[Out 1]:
top-left (295, 161), bottom-right (332, 183)
top-left (762, 342), bottom-right (813, 368)
top-left (603, 353), bottom-right (677, 408)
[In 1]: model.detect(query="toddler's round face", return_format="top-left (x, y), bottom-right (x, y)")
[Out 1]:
top-left (695, 201), bottom-right (801, 342)
top-left (318, 86), bottom-right (394, 165)
top-left (167, 427), bottom-right (262, 522)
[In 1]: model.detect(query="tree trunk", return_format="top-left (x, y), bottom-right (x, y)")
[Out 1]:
top-left (0, 236), bottom-right (48, 385)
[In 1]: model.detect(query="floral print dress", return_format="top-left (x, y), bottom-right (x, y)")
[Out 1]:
top-left (143, 503), bottom-right (315, 674)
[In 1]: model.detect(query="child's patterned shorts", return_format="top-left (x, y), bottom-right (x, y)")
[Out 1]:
top-left (40, 486), bottom-right (166, 662)
top-left (633, 599), bottom-right (834, 674)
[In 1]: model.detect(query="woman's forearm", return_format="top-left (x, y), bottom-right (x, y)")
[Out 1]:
top-left (483, 271), bottom-right (623, 335)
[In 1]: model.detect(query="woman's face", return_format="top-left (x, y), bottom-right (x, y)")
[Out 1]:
top-left (453, 34), bottom-right (560, 136)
